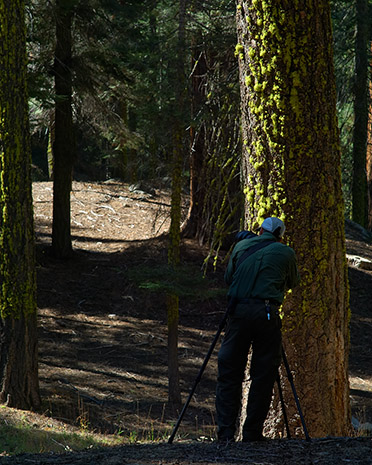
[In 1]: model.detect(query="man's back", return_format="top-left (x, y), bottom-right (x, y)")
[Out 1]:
top-left (225, 231), bottom-right (300, 303)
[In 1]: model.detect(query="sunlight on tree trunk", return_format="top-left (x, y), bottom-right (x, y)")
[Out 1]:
top-left (236, 0), bottom-right (350, 437)
top-left (0, 0), bottom-right (40, 409)
top-left (367, 41), bottom-right (372, 231)
top-left (47, 118), bottom-right (55, 180)
top-left (367, 105), bottom-right (372, 230)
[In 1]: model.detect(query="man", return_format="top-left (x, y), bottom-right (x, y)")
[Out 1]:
top-left (216, 217), bottom-right (300, 443)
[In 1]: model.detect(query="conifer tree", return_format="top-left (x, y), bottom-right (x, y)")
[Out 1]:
top-left (183, 1), bottom-right (243, 249)
top-left (330, 0), bottom-right (356, 218)
top-left (352, 0), bottom-right (369, 228)
top-left (167, 0), bottom-right (187, 407)
top-left (52, 0), bottom-right (75, 258)
top-left (236, 0), bottom-right (350, 437)
top-left (0, 0), bottom-right (40, 409)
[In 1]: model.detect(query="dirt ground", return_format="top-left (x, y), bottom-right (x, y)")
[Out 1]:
top-left (9, 180), bottom-right (372, 464)
top-left (1, 438), bottom-right (372, 465)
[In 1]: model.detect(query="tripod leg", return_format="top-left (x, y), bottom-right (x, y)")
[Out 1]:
top-left (281, 346), bottom-right (311, 441)
top-left (167, 309), bottom-right (230, 444)
top-left (276, 373), bottom-right (291, 438)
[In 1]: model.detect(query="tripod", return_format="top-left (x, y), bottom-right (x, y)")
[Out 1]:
top-left (167, 307), bottom-right (310, 443)
top-left (280, 346), bottom-right (311, 441)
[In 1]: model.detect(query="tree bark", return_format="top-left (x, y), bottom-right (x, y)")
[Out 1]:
top-left (0, 0), bottom-right (40, 409)
top-left (166, 0), bottom-right (187, 407)
top-left (0, 315), bottom-right (40, 409)
top-left (367, 39), bottom-right (372, 231)
top-left (166, 294), bottom-right (181, 406)
top-left (236, 0), bottom-right (350, 437)
top-left (167, 128), bottom-right (183, 406)
top-left (368, 94), bottom-right (372, 229)
top-left (52, 0), bottom-right (75, 258)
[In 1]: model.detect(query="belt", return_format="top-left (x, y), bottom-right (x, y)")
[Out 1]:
top-left (236, 297), bottom-right (280, 321)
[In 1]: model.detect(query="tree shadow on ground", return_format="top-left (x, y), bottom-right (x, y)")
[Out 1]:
top-left (34, 182), bottom-right (372, 440)
top-left (36, 235), bottom-right (226, 439)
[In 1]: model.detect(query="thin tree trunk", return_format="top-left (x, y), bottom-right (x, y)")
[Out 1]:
top-left (182, 47), bottom-right (207, 241)
top-left (367, 40), bottom-right (372, 231)
top-left (166, 0), bottom-right (187, 407)
top-left (352, 0), bottom-right (369, 227)
top-left (368, 105), bottom-right (372, 229)
top-left (52, 0), bottom-right (74, 258)
top-left (166, 294), bottom-right (181, 405)
top-left (182, 43), bottom-right (242, 248)
top-left (47, 114), bottom-right (55, 180)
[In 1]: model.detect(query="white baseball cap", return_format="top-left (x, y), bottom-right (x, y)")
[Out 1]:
top-left (260, 217), bottom-right (286, 238)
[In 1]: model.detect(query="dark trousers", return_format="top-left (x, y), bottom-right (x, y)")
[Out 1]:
top-left (216, 299), bottom-right (282, 441)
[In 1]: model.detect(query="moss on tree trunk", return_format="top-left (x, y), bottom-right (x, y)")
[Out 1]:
top-left (236, 0), bottom-right (350, 437)
top-left (0, 0), bottom-right (40, 410)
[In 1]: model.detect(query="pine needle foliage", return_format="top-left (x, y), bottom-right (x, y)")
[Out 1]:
top-left (127, 264), bottom-right (223, 300)
top-left (331, 0), bottom-right (357, 217)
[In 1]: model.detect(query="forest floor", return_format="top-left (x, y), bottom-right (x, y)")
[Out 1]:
top-left (1, 179), bottom-right (372, 464)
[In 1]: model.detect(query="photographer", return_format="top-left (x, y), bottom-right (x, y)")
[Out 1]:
top-left (216, 217), bottom-right (300, 443)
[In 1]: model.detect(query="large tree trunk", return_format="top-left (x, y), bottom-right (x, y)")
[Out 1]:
top-left (0, 0), bottom-right (40, 409)
top-left (352, 0), bottom-right (369, 228)
top-left (0, 316), bottom-right (40, 409)
top-left (236, 0), bottom-right (350, 437)
top-left (52, 0), bottom-right (75, 258)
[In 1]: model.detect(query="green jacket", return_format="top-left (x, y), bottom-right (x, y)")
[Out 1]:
top-left (225, 231), bottom-right (300, 304)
